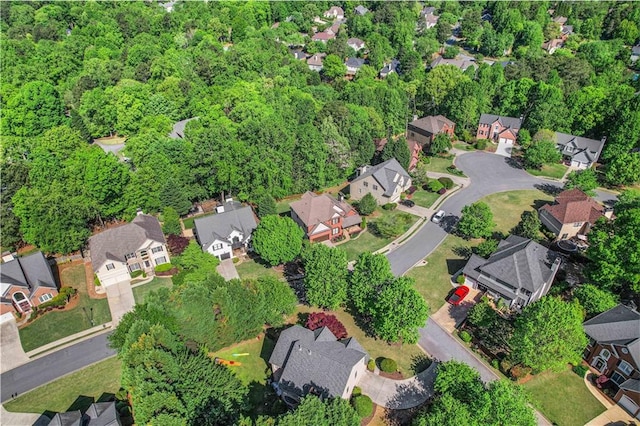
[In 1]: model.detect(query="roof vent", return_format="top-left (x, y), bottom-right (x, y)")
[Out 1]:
top-left (216, 204), bottom-right (225, 214)
top-left (307, 349), bottom-right (311, 355)
top-left (136, 208), bottom-right (144, 216)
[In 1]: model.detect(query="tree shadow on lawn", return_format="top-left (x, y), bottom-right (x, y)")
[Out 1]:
top-left (532, 198), bottom-right (554, 210)
top-left (534, 183), bottom-right (562, 197)
top-left (446, 258), bottom-right (467, 276)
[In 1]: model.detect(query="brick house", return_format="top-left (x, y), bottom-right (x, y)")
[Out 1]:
top-left (538, 189), bottom-right (612, 240)
top-left (290, 192), bottom-right (361, 243)
top-left (407, 115), bottom-right (456, 148)
top-left (349, 158), bottom-right (412, 204)
top-left (0, 252), bottom-right (58, 315)
top-left (476, 114), bottom-right (522, 144)
top-left (583, 304), bottom-right (640, 419)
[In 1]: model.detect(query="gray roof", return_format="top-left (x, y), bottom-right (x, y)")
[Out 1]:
top-left (421, 6), bottom-right (436, 16)
top-left (478, 113), bottom-right (522, 129)
top-left (351, 158), bottom-right (410, 197)
top-left (380, 59), bottom-right (400, 76)
top-left (168, 117), bottom-right (198, 139)
top-left (89, 214), bottom-right (166, 272)
top-left (430, 56), bottom-right (478, 72)
top-left (409, 115), bottom-right (455, 135)
top-left (1, 252), bottom-right (57, 297)
top-left (621, 378), bottom-right (640, 394)
top-left (48, 411), bottom-right (82, 426)
top-left (345, 57), bottom-right (365, 68)
top-left (193, 201), bottom-right (257, 250)
top-left (354, 5), bottom-right (368, 15)
top-left (555, 132), bottom-right (605, 165)
top-left (270, 325), bottom-right (368, 398)
top-left (463, 235), bottom-right (559, 294)
top-left (583, 305), bottom-right (640, 367)
top-left (84, 402), bottom-right (119, 426)
top-left (632, 45), bottom-right (640, 55)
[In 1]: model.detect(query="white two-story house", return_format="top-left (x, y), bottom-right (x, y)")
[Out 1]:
top-left (89, 212), bottom-right (169, 286)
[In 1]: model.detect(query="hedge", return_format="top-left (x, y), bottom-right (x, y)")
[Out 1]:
top-left (459, 330), bottom-right (472, 343)
top-left (38, 287), bottom-right (77, 310)
top-left (352, 395), bottom-right (373, 418)
top-left (154, 263), bottom-right (173, 273)
top-left (476, 139), bottom-right (489, 150)
top-left (456, 274), bottom-right (466, 284)
top-left (352, 386), bottom-right (362, 397)
top-left (573, 364), bottom-right (589, 377)
top-left (438, 177), bottom-right (454, 189)
top-left (380, 358), bottom-right (397, 373)
top-left (130, 270), bottom-right (143, 279)
top-left (367, 359), bottom-right (376, 371)
top-left (382, 203), bottom-right (397, 210)
top-left (427, 180), bottom-right (444, 192)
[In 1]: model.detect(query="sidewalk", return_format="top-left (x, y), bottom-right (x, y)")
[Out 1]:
top-left (26, 323), bottom-right (112, 359)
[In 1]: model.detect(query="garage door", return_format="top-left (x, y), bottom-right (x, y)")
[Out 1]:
top-left (619, 395), bottom-right (640, 419)
top-left (499, 138), bottom-right (513, 144)
top-left (220, 252), bottom-right (231, 260)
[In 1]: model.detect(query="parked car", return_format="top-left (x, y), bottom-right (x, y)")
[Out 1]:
top-left (448, 285), bottom-right (469, 306)
top-left (401, 199), bottom-right (415, 207)
top-left (432, 210), bottom-right (446, 223)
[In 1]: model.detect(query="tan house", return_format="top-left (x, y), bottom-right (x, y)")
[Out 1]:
top-left (350, 158), bottom-right (412, 204)
top-left (583, 305), bottom-right (640, 419)
top-left (89, 212), bottom-right (170, 286)
top-left (538, 189), bottom-right (611, 240)
top-left (269, 325), bottom-right (369, 406)
top-left (0, 252), bottom-right (58, 315)
top-left (290, 192), bottom-right (361, 243)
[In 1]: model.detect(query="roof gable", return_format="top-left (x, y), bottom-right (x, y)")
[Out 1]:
top-left (539, 189), bottom-right (606, 225)
top-left (193, 202), bottom-right (257, 249)
top-left (478, 113), bottom-right (522, 129)
top-left (351, 158), bottom-right (410, 195)
top-left (584, 304), bottom-right (640, 367)
top-left (290, 192), bottom-right (359, 228)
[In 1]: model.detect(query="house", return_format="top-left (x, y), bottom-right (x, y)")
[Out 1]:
top-left (326, 22), bottom-right (341, 35)
top-left (291, 49), bottom-right (307, 60)
top-left (347, 37), bottom-right (365, 51)
top-left (462, 235), bottom-right (561, 310)
top-left (290, 192), bottom-right (361, 243)
top-left (193, 199), bottom-right (257, 261)
top-left (552, 16), bottom-right (568, 26)
top-left (583, 304), bottom-right (640, 419)
top-left (48, 401), bottom-right (121, 426)
top-left (168, 117), bottom-right (198, 139)
top-left (345, 57), bottom-right (365, 76)
top-left (407, 115), bottom-right (456, 148)
top-left (354, 5), bottom-right (368, 15)
top-left (379, 59), bottom-right (400, 78)
top-left (542, 38), bottom-right (565, 54)
top-left (307, 53), bottom-right (326, 71)
top-left (538, 189), bottom-right (612, 240)
top-left (311, 31), bottom-right (335, 43)
top-left (1, 252), bottom-right (58, 315)
top-left (269, 325), bottom-right (369, 406)
top-left (420, 6), bottom-right (436, 17)
top-left (429, 55), bottom-right (478, 72)
top-left (555, 131), bottom-right (606, 169)
top-left (476, 113), bottom-right (522, 144)
top-left (324, 6), bottom-right (344, 21)
top-left (350, 158), bottom-right (412, 204)
top-left (631, 45), bottom-right (640, 63)
top-left (159, 1), bottom-right (176, 13)
top-left (89, 211), bottom-right (169, 286)
top-left (420, 7), bottom-right (440, 29)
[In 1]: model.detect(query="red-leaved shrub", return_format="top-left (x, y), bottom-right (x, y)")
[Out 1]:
top-left (167, 234), bottom-right (189, 255)
top-left (305, 312), bottom-right (348, 339)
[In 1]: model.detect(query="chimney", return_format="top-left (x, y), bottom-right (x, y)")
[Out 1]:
top-left (216, 204), bottom-right (225, 214)
top-left (136, 208), bottom-right (143, 216)
top-left (358, 165), bottom-right (368, 176)
top-left (2, 252), bottom-right (16, 263)
top-left (604, 207), bottom-right (614, 219)
top-left (600, 136), bottom-right (607, 145)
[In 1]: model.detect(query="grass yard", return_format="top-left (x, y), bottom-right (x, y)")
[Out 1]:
top-left (293, 305), bottom-right (425, 376)
top-left (482, 190), bottom-right (554, 235)
top-left (235, 258), bottom-right (284, 281)
top-left (132, 277), bottom-right (173, 304)
top-left (340, 210), bottom-right (418, 261)
top-left (4, 357), bottom-right (122, 414)
top-left (526, 163), bottom-right (568, 180)
top-left (524, 368), bottom-right (605, 426)
top-left (19, 264), bottom-right (111, 352)
top-left (409, 189), bottom-right (441, 209)
top-left (213, 337), bottom-right (274, 386)
top-left (93, 135), bottom-right (126, 145)
top-left (424, 155), bottom-right (454, 174)
top-left (182, 212), bottom-right (215, 230)
top-left (453, 142), bottom-right (476, 151)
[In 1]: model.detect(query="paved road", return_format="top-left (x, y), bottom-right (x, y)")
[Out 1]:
top-left (0, 332), bottom-right (115, 403)
top-left (387, 152), bottom-right (616, 276)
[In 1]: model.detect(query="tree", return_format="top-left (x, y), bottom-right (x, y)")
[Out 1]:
top-left (322, 54), bottom-right (346, 80)
top-left (167, 234), bottom-right (190, 256)
top-left (604, 152), bottom-right (640, 186)
top-left (162, 206), bottom-right (182, 236)
top-left (476, 239), bottom-right (498, 258)
top-left (302, 244), bottom-right (348, 309)
top-left (573, 284), bottom-right (618, 319)
top-left (565, 169), bottom-right (598, 195)
top-left (457, 202), bottom-right (495, 238)
top-left (305, 312), bottom-right (347, 339)
top-left (2, 81), bottom-right (65, 137)
top-left (349, 252), bottom-right (394, 313)
top-left (357, 193), bottom-right (377, 215)
top-left (467, 297), bottom-right (499, 328)
top-left (523, 140), bottom-right (561, 169)
top-left (253, 215), bottom-right (304, 266)
top-left (430, 133), bottom-right (452, 155)
top-left (381, 137), bottom-right (411, 170)
top-left (254, 276), bottom-right (297, 326)
top-left (278, 396), bottom-right (360, 426)
top-left (512, 210), bottom-right (541, 240)
top-left (257, 194), bottom-right (277, 218)
top-left (371, 277), bottom-right (429, 343)
top-left (510, 297), bottom-right (588, 373)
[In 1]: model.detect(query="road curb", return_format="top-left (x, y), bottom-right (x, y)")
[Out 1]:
top-left (27, 324), bottom-right (112, 360)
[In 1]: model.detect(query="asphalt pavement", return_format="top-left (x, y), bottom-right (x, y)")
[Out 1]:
top-left (0, 332), bottom-right (115, 403)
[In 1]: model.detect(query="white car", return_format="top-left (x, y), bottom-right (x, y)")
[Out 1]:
top-left (432, 210), bottom-right (446, 224)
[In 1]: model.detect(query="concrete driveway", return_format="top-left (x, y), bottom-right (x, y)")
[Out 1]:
top-left (0, 313), bottom-right (29, 373)
top-left (495, 141), bottom-right (513, 157)
top-left (216, 258), bottom-right (240, 281)
top-left (105, 280), bottom-right (135, 325)
top-left (358, 362), bottom-right (437, 409)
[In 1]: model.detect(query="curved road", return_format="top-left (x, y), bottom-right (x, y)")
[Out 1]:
top-left (387, 152), bottom-right (617, 276)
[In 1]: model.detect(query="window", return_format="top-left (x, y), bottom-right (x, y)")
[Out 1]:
top-left (39, 293), bottom-right (53, 303)
top-left (124, 252), bottom-right (136, 260)
top-left (574, 222), bottom-right (582, 227)
top-left (154, 256), bottom-right (167, 265)
top-left (213, 243), bottom-right (223, 251)
top-left (106, 263), bottom-right (115, 271)
top-left (151, 246), bottom-right (163, 253)
top-left (129, 263), bottom-right (141, 272)
top-left (140, 250), bottom-right (148, 258)
top-left (332, 228), bottom-right (339, 235)
top-left (363, 182), bottom-right (369, 187)
top-left (566, 146), bottom-right (573, 153)
top-left (611, 372), bottom-right (625, 385)
top-left (600, 349), bottom-right (611, 360)
top-left (561, 233), bottom-right (568, 239)
top-left (618, 360), bottom-right (634, 376)
top-left (332, 218), bottom-right (339, 225)
top-left (373, 185), bottom-right (378, 190)
top-left (410, 131), bottom-right (415, 137)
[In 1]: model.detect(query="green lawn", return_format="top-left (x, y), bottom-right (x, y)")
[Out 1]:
top-left (132, 277), bottom-right (173, 304)
top-left (340, 210), bottom-right (418, 261)
top-left (482, 190), bottom-right (554, 235)
top-left (526, 163), bottom-right (568, 180)
top-left (236, 258), bottom-right (283, 281)
top-left (453, 142), bottom-right (476, 151)
top-left (4, 357), bottom-right (122, 414)
top-left (524, 368), bottom-right (605, 426)
top-left (19, 264), bottom-right (112, 352)
top-left (410, 189), bottom-right (441, 209)
top-left (182, 212), bottom-right (214, 230)
top-left (425, 155), bottom-right (454, 174)
top-left (213, 337), bottom-right (274, 386)
top-left (293, 306), bottom-right (425, 377)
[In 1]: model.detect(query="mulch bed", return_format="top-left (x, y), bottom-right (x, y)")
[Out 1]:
top-left (361, 403), bottom-right (377, 426)
top-left (378, 371), bottom-right (404, 380)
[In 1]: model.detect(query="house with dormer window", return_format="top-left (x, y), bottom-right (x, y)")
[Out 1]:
top-left (555, 132), bottom-right (606, 169)
top-left (290, 192), bottom-right (361, 243)
top-left (476, 114), bottom-right (522, 144)
top-left (349, 158), bottom-right (412, 204)
top-left (1, 252), bottom-right (58, 315)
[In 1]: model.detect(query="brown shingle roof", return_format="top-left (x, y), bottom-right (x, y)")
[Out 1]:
top-left (540, 189), bottom-right (606, 225)
top-left (290, 192), bottom-right (358, 228)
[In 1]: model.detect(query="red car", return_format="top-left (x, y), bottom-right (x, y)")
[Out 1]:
top-left (448, 285), bottom-right (470, 306)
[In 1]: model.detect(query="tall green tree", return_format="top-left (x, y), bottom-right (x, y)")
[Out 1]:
top-left (564, 169), bottom-right (598, 195)
top-left (322, 54), bottom-right (347, 80)
top-left (512, 210), bottom-right (541, 240)
top-left (430, 133), bottom-right (452, 155)
top-left (302, 244), bottom-right (349, 309)
top-left (457, 202), bottom-right (495, 239)
top-left (257, 194), bottom-right (277, 218)
top-left (510, 297), bottom-right (588, 373)
top-left (253, 215), bottom-right (304, 266)
top-left (573, 284), bottom-right (618, 319)
top-left (523, 140), bottom-right (561, 169)
top-left (381, 137), bottom-right (411, 170)
top-left (162, 207), bottom-right (182, 236)
top-left (349, 252), bottom-right (394, 313)
top-left (277, 396), bottom-right (360, 426)
top-left (1, 81), bottom-right (65, 137)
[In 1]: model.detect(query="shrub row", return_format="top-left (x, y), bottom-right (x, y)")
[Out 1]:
top-left (382, 203), bottom-right (397, 210)
top-left (154, 263), bottom-right (173, 273)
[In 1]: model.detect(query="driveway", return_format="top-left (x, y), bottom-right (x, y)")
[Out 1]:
top-left (495, 141), bottom-right (513, 157)
top-left (358, 362), bottom-right (437, 409)
top-left (0, 313), bottom-right (29, 373)
top-left (216, 258), bottom-right (240, 281)
top-left (105, 280), bottom-right (135, 325)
